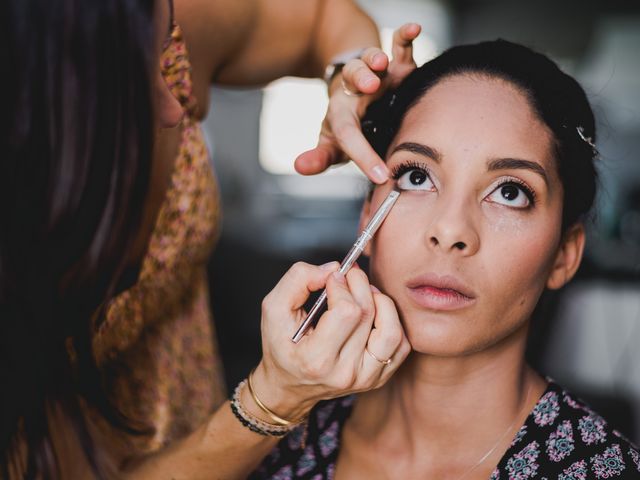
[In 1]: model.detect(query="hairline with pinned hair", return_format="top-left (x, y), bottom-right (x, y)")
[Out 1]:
top-left (362, 39), bottom-right (598, 231)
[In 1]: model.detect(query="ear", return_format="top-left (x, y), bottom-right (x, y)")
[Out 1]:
top-left (546, 223), bottom-right (586, 290)
top-left (358, 196), bottom-right (374, 257)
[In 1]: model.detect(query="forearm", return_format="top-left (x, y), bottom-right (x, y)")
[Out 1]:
top-left (122, 400), bottom-right (279, 480)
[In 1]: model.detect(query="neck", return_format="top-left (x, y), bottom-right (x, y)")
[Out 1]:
top-left (349, 323), bottom-right (546, 470)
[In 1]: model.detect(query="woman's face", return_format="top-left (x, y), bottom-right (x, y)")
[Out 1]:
top-left (363, 75), bottom-right (583, 356)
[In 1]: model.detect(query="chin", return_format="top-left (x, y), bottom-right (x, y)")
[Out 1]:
top-left (404, 312), bottom-right (531, 359)
top-left (400, 311), bottom-right (481, 357)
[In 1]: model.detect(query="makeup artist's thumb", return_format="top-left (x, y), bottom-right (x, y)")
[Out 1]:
top-left (265, 261), bottom-right (340, 312)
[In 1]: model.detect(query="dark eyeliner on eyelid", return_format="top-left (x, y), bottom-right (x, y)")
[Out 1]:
top-left (389, 164), bottom-right (536, 206)
top-left (390, 161), bottom-right (432, 180)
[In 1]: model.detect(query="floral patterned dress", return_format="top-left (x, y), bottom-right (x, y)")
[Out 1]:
top-left (88, 24), bottom-right (227, 458)
top-left (252, 382), bottom-right (640, 479)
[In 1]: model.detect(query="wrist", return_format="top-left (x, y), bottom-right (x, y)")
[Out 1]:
top-left (323, 47), bottom-right (366, 90)
top-left (248, 363), bottom-right (315, 421)
top-left (327, 71), bottom-right (345, 97)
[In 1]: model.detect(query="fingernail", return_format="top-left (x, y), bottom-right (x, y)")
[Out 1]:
top-left (332, 272), bottom-right (346, 284)
top-left (371, 165), bottom-right (389, 184)
top-left (373, 53), bottom-right (386, 64)
top-left (320, 261), bottom-right (338, 271)
top-left (362, 76), bottom-right (377, 89)
top-left (370, 285), bottom-right (381, 293)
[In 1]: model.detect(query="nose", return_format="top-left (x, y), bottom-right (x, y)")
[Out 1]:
top-left (424, 197), bottom-right (480, 256)
top-left (154, 72), bottom-right (184, 129)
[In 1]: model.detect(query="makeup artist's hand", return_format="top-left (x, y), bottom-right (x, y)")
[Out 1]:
top-left (250, 261), bottom-right (411, 421)
top-left (294, 23), bottom-right (421, 185)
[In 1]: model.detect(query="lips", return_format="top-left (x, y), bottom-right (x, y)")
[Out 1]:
top-left (405, 273), bottom-right (476, 311)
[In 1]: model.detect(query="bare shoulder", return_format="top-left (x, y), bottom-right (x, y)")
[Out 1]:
top-left (174, 0), bottom-right (257, 118)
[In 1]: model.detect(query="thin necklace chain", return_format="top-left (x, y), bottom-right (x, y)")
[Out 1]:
top-left (365, 382), bottom-right (534, 480)
top-left (456, 382), bottom-right (532, 480)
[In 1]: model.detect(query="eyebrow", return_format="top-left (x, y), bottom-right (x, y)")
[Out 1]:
top-left (391, 141), bottom-right (548, 185)
top-left (487, 158), bottom-right (548, 185)
top-left (391, 142), bottom-right (442, 163)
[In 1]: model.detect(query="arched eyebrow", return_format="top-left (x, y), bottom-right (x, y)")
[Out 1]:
top-left (391, 141), bottom-right (548, 186)
top-left (487, 158), bottom-right (548, 186)
top-left (391, 142), bottom-right (442, 163)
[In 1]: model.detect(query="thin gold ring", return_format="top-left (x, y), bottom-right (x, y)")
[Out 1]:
top-left (365, 346), bottom-right (392, 365)
top-left (341, 78), bottom-right (363, 97)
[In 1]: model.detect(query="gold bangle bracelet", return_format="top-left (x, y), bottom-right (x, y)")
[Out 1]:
top-left (230, 380), bottom-right (292, 436)
top-left (247, 368), bottom-right (304, 426)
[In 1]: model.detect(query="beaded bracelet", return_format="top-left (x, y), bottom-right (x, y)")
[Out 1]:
top-left (230, 379), bottom-right (305, 437)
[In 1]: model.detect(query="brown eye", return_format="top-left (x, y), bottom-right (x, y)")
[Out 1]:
top-left (501, 185), bottom-right (519, 201)
top-left (410, 170), bottom-right (427, 185)
top-left (486, 181), bottom-right (533, 209)
top-left (395, 167), bottom-right (435, 192)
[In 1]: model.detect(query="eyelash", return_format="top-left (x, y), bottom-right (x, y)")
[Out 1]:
top-left (390, 161), bottom-right (432, 181)
top-left (390, 161), bottom-right (537, 207)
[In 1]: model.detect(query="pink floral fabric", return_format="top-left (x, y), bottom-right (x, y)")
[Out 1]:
top-left (89, 24), bottom-right (226, 457)
top-left (252, 382), bottom-right (640, 479)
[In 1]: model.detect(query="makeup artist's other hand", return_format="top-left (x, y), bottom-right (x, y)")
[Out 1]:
top-left (252, 262), bottom-right (410, 420)
top-left (294, 23), bottom-right (421, 185)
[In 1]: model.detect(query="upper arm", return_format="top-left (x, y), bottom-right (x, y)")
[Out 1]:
top-left (174, 0), bottom-right (378, 116)
top-left (177, 0), bottom-right (320, 87)
top-left (174, 0), bottom-right (259, 117)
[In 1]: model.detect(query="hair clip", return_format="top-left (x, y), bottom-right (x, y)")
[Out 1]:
top-left (576, 126), bottom-right (596, 150)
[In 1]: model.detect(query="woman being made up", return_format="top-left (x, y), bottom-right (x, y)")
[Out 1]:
top-left (253, 40), bottom-right (640, 479)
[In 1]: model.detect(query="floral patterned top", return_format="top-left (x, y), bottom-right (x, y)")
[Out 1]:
top-left (87, 24), bottom-right (226, 459)
top-left (251, 382), bottom-right (640, 479)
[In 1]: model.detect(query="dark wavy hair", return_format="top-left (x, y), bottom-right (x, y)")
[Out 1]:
top-left (0, 0), bottom-right (155, 477)
top-left (363, 39), bottom-right (598, 230)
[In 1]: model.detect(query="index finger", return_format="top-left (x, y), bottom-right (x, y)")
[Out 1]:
top-left (392, 23), bottom-right (421, 64)
top-left (332, 117), bottom-right (389, 184)
top-left (307, 272), bottom-right (363, 353)
top-left (266, 261), bottom-right (339, 312)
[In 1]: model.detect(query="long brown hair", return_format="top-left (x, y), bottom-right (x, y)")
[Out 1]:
top-left (0, 0), bottom-right (155, 477)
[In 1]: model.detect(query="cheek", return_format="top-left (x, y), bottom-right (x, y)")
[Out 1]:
top-left (484, 204), bottom-right (561, 275)
top-left (479, 210), bottom-right (562, 319)
top-left (368, 196), bottom-right (429, 288)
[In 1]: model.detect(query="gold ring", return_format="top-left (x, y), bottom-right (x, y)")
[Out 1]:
top-left (366, 346), bottom-right (392, 365)
top-left (341, 78), bottom-right (363, 97)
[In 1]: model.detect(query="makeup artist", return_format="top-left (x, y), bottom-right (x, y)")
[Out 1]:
top-left (1, 0), bottom-right (417, 478)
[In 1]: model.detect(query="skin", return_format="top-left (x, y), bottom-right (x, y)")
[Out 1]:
top-left (333, 75), bottom-right (586, 479)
